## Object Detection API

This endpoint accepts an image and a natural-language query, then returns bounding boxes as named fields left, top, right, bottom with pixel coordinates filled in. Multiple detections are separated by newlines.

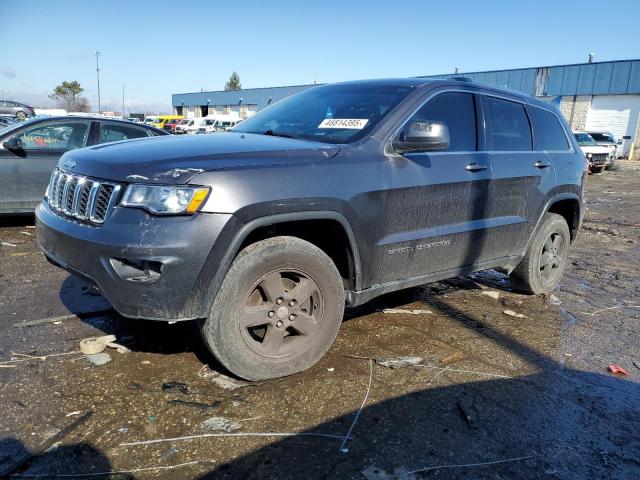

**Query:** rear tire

left=201, top=236, right=345, bottom=381
left=510, top=213, right=570, bottom=294
left=15, top=111, right=27, bottom=121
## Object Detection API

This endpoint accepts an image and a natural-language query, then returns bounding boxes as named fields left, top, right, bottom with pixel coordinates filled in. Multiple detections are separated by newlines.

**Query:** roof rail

left=449, top=76, right=473, bottom=82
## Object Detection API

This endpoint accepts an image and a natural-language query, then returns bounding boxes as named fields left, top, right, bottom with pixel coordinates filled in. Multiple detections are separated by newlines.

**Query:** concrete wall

left=558, top=95, right=592, bottom=130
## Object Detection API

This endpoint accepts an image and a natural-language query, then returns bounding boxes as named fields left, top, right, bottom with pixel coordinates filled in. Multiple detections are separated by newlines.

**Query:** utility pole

left=122, top=84, right=125, bottom=119
left=93, top=51, right=101, bottom=113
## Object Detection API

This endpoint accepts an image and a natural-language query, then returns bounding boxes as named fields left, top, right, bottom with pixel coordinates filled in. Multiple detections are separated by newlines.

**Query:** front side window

left=98, top=123, right=150, bottom=144
left=404, top=92, right=477, bottom=151
left=14, top=121, right=90, bottom=150
left=529, top=107, right=569, bottom=151
left=484, top=97, right=532, bottom=151
left=233, top=83, right=415, bottom=144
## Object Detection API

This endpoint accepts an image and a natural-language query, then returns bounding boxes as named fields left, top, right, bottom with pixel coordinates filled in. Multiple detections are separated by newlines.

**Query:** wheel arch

left=200, top=211, right=362, bottom=317
left=546, top=195, right=581, bottom=241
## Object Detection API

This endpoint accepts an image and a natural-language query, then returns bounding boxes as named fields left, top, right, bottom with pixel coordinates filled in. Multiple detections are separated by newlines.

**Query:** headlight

left=586, top=153, right=593, bottom=159
left=121, top=184, right=209, bottom=215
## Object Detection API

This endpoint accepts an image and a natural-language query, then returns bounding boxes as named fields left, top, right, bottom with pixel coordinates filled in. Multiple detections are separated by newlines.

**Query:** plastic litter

left=79, top=335, right=128, bottom=355
left=167, top=399, right=221, bottom=410
left=607, top=364, right=629, bottom=376
left=503, top=309, right=526, bottom=318
left=86, top=352, right=112, bottom=366
left=202, top=416, right=242, bottom=433
left=198, top=365, right=254, bottom=390
left=481, top=291, right=500, bottom=299
left=382, top=308, right=432, bottom=315
left=162, top=381, right=189, bottom=395
left=375, top=356, right=423, bottom=368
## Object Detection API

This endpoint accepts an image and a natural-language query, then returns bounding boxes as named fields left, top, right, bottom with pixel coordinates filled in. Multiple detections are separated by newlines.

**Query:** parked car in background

left=128, top=117, right=143, bottom=123
left=143, top=116, right=160, bottom=126
left=215, top=119, right=240, bottom=132
left=175, top=118, right=201, bottom=134
left=150, top=115, right=183, bottom=129
left=574, top=132, right=610, bottom=173
left=0, top=100, right=36, bottom=120
left=587, top=131, right=621, bottom=168
left=162, top=118, right=181, bottom=133
left=196, top=115, right=241, bottom=134
left=0, top=116, right=167, bottom=213
left=36, top=78, right=587, bottom=380
left=196, top=118, right=219, bottom=134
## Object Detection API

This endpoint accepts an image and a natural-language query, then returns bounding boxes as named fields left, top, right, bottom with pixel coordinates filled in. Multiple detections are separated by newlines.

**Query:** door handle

left=465, top=163, right=487, bottom=172
left=534, top=161, right=551, bottom=168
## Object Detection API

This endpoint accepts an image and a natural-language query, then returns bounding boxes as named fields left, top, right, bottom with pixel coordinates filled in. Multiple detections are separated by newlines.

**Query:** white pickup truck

left=196, top=115, right=241, bottom=134
left=574, top=132, right=611, bottom=173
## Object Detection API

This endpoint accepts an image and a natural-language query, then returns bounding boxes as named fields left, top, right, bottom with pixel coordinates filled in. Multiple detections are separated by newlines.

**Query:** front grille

left=47, top=170, right=121, bottom=225
left=590, top=153, right=609, bottom=164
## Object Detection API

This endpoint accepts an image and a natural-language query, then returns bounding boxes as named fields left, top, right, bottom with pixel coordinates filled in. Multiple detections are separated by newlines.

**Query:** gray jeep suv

left=36, top=78, right=587, bottom=380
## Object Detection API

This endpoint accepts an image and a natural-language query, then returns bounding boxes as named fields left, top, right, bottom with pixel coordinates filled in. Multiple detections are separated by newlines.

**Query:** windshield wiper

left=261, top=130, right=299, bottom=139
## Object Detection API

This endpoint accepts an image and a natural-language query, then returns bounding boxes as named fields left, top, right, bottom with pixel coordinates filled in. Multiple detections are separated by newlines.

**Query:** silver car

left=0, top=100, right=35, bottom=120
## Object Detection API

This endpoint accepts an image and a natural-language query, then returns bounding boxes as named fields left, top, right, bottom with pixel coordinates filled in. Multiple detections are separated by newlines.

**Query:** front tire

left=510, top=213, right=570, bottom=294
left=202, top=236, right=345, bottom=380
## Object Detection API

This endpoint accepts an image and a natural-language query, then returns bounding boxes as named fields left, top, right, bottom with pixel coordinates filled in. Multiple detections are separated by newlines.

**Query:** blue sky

left=1, top=0, right=639, bottom=113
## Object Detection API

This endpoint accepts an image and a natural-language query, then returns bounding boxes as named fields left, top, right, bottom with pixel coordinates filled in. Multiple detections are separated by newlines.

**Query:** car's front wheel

left=510, top=213, right=570, bottom=294
left=202, top=236, right=345, bottom=380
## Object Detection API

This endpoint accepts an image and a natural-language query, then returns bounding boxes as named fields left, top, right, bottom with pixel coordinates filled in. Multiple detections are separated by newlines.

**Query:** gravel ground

left=0, top=162, right=639, bottom=479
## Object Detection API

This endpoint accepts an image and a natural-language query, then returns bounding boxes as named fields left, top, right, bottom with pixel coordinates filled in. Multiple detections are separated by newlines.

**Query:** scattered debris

left=202, top=416, right=242, bottom=433
left=382, top=308, right=432, bottom=315
left=160, top=447, right=179, bottom=461
left=19, top=231, right=35, bottom=236
left=503, top=309, right=526, bottom=318
left=580, top=305, right=640, bottom=316
left=65, top=411, right=82, bottom=417
left=141, top=360, right=151, bottom=365
left=457, top=396, right=478, bottom=430
left=414, top=364, right=511, bottom=379
left=148, top=415, right=157, bottom=422
left=128, top=383, right=142, bottom=390
left=1, top=241, right=17, bottom=247
left=199, top=366, right=254, bottom=390
left=162, top=381, right=190, bottom=395
left=405, top=455, right=533, bottom=475
left=80, top=335, right=116, bottom=355
left=86, top=352, right=112, bottom=366
left=13, top=309, right=112, bottom=328
left=167, top=399, right=221, bottom=410
left=361, top=465, right=415, bottom=480
left=633, top=361, right=640, bottom=371
left=339, top=358, right=373, bottom=454
left=327, top=368, right=335, bottom=372
left=547, top=294, right=562, bottom=305
left=440, top=351, right=464, bottom=365
left=80, top=335, right=129, bottom=355
left=0, top=350, right=80, bottom=365
left=426, top=366, right=451, bottom=385
left=120, top=431, right=351, bottom=447
left=375, top=356, right=423, bottom=369
left=481, top=291, right=500, bottom=299
left=0, top=410, right=92, bottom=478
left=607, top=364, right=629, bottom=376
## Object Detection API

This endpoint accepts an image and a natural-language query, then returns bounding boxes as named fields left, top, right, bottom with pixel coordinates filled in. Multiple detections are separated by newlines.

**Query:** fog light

left=110, top=258, right=163, bottom=283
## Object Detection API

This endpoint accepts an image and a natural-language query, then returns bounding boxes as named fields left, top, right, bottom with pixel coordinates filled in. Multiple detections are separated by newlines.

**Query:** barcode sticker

left=318, top=118, right=369, bottom=129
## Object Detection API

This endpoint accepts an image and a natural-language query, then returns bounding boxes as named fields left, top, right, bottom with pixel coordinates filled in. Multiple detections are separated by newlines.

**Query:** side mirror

left=3, top=137, right=24, bottom=152
left=392, top=120, right=450, bottom=153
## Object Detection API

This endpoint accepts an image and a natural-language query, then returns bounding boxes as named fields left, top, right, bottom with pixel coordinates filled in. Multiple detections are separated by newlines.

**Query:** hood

left=578, top=145, right=610, bottom=154
left=57, top=133, right=340, bottom=184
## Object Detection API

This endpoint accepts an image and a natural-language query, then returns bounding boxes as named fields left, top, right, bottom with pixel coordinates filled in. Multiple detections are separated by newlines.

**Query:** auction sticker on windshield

left=318, top=118, right=369, bottom=129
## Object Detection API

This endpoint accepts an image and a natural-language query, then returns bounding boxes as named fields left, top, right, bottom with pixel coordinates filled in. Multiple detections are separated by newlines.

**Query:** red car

left=162, top=118, right=181, bottom=133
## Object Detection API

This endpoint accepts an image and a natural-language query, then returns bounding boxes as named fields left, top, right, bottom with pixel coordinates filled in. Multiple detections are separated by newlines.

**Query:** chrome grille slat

left=46, top=169, right=120, bottom=226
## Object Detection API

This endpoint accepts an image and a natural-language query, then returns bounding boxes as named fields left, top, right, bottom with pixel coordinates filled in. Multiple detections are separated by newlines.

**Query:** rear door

left=0, top=120, right=91, bottom=211
left=95, top=121, right=153, bottom=145
left=482, top=95, right=556, bottom=259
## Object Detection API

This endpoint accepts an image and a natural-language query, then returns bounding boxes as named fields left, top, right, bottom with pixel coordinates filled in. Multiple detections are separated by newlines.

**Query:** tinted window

left=98, top=123, right=150, bottom=144
left=529, top=107, right=569, bottom=151
left=14, top=121, right=90, bottom=150
left=589, top=132, right=614, bottom=142
left=484, top=97, right=532, bottom=151
left=406, top=92, right=477, bottom=151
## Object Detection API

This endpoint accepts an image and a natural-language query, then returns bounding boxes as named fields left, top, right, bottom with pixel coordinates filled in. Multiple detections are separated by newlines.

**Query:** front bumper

left=36, top=201, right=233, bottom=321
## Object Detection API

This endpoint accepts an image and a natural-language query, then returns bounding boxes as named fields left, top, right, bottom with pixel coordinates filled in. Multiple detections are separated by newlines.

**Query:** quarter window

left=483, top=97, right=532, bottom=151
left=407, top=92, right=477, bottom=151
left=98, top=123, right=151, bottom=144
left=529, top=107, right=569, bottom=151
left=14, top=121, right=91, bottom=150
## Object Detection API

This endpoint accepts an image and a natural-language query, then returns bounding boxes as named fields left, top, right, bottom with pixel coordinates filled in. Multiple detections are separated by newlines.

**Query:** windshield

left=204, top=119, right=217, bottom=126
left=574, top=133, right=597, bottom=146
left=233, top=83, right=415, bottom=144
left=0, top=117, right=39, bottom=136
left=589, top=132, right=614, bottom=143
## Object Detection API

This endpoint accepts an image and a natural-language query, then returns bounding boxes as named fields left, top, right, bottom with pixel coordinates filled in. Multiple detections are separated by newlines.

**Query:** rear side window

left=483, top=97, right=532, bottom=151
left=529, top=107, right=569, bottom=151
left=408, top=92, right=477, bottom=151
left=98, top=123, right=150, bottom=144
